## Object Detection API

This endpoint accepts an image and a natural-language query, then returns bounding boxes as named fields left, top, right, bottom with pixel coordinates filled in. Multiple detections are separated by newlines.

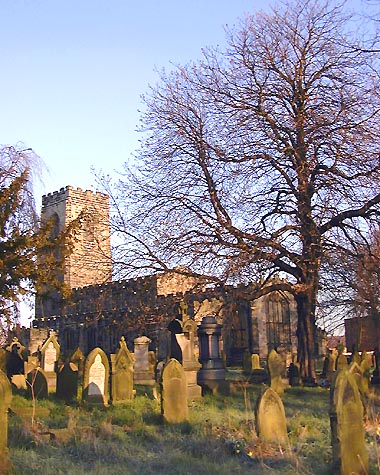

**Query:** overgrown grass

left=7, top=383, right=380, bottom=474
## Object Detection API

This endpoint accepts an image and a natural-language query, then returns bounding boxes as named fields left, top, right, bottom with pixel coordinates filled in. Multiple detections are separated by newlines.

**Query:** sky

left=1, top=0, right=368, bottom=207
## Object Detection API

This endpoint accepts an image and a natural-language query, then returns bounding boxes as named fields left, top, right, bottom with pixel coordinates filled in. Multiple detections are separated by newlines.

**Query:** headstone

left=251, top=354, right=261, bottom=370
left=133, top=336, right=155, bottom=385
left=351, top=351, right=361, bottom=366
left=82, top=348, right=110, bottom=407
left=27, top=367, right=48, bottom=399
left=243, top=349, right=252, bottom=375
left=40, top=332, right=60, bottom=393
left=327, top=351, right=337, bottom=382
left=5, top=337, right=26, bottom=387
left=256, top=387, right=289, bottom=447
left=176, top=322, right=202, bottom=399
left=197, top=316, right=227, bottom=394
left=161, top=358, right=188, bottom=424
left=331, top=369, right=368, bottom=475
left=268, top=349, right=285, bottom=395
left=250, top=353, right=268, bottom=384
left=70, top=347, right=85, bottom=378
left=349, top=362, right=364, bottom=396
left=111, top=337, right=134, bottom=403
left=56, top=362, right=78, bottom=402
left=168, top=318, right=183, bottom=363
left=360, top=354, right=371, bottom=395
left=0, top=369, right=12, bottom=474
left=288, top=362, right=300, bottom=387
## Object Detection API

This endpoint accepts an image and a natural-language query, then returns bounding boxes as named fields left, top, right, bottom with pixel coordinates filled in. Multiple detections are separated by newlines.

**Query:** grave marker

left=111, top=336, right=134, bottom=403
left=256, top=387, right=289, bottom=447
left=82, top=347, right=110, bottom=407
left=268, top=349, right=285, bottom=395
left=56, top=362, right=78, bottom=402
left=161, top=358, right=188, bottom=424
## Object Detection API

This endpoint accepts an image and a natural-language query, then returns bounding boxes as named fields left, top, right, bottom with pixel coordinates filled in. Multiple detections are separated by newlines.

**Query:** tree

left=108, top=0, right=380, bottom=382
left=0, top=145, right=77, bottom=335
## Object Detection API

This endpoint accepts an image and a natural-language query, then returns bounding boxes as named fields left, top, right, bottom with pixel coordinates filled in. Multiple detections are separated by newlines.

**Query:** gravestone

left=288, top=362, right=300, bottom=387
left=360, top=354, right=371, bottom=395
left=27, top=367, right=48, bottom=399
left=243, top=349, right=252, bottom=375
left=82, top=348, right=110, bottom=407
left=5, top=337, right=26, bottom=389
left=268, top=349, right=285, bottom=395
left=133, top=336, right=155, bottom=385
left=197, top=316, right=227, bottom=394
left=349, top=362, right=364, bottom=395
left=161, top=358, right=188, bottom=424
left=56, top=362, right=78, bottom=402
left=327, top=351, right=337, bottom=382
left=111, top=336, right=134, bottom=403
left=70, top=347, right=85, bottom=378
left=256, top=387, right=289, bottom=447
left=330, top=369, right=368, bottom=475
left=250, top=353, right=268, bottom=384
left=40, top=332, right=60, bottom=393
left=0, top=369, right=12, bottom=474
left=176, top=320, right=202, bottom=399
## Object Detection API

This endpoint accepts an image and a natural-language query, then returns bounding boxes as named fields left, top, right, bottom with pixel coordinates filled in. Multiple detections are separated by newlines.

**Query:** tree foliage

left=0, top=146, right=77, bottom=332
left=106, top=0, right=380, bottom=380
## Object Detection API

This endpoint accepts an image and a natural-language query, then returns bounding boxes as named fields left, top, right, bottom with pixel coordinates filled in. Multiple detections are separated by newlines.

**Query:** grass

left=6, top=383, right=380, bottom=475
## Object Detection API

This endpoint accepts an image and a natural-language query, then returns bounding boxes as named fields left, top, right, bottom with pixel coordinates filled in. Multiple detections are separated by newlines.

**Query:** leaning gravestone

left=82, top=348, right=110, bottom=407
left=27, top=367, right=48, bottom=399
left=256, top=387, right=289, bottom=447
left=0, top=369, right=12, bottom=474
left=161, top=358, right=188, bottom=424
left=268, top=349, right=285, bottom=395
left=111, top=337, right=134, bottom=403
left=56, top=362, right=78, bottom=402
left=331, top=369, right=368, bottom=475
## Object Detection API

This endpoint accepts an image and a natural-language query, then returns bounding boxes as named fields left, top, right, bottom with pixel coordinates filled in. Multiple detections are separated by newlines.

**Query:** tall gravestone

left=111, top=336, right=134, bottom=403
left=256, top=387, right=289, bottom=447
left=0, top=369, right=12, bottom=474
left=161, top=358, right=188, bottom=424
left=82, top=348, right=110, bottom=407
left=330, top=369, right=368, bottom=475
left=56, top=362, right=78, bottom=402
left=268, top=349, right=285, bottom=395
left=40, top=332, right=60, bottom=393
left=133, top=336, right=155, bottom=385
left=177, top=319, right=202, bottom=399
left=197, top=316, right=226, bottom=394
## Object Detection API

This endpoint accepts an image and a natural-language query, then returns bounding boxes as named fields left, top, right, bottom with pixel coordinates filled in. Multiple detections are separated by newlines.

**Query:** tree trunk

left=295, top=289, right=318, bottom=384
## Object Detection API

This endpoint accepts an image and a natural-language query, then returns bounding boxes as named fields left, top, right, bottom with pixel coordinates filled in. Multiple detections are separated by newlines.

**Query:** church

left=30, top=186, right=325, bottom=366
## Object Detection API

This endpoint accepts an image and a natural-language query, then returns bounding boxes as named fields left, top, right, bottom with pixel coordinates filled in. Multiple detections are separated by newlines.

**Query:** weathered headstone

left=56, top=362, right=78, bottom=402
left=349, top=361, right=364, bottom=396
left=82, top=348, right=110, bottom=407
left=70, top=347, right=85, bottom=377
left=111, top=336, right=134, bottom=403
left=288, top=362, right=300, bottom=387
left=360, top=354, right=371, bottom=395
left=161, top=358, right=188, bottom=424
left=176, top=321, right=202, bottom=399
left=27, top=367, right=48, bottom=399
left=249, top=353, right=268, bottom=384
left=133, top=336, right=155, bottom=385
left=0, top=369, right=12, bottom=474
left=40, top=332, right=60, bottom=393
left=256, top=387, right=289, bottom=447
left=268, top=349, right=285, bottom=395
left=330, top=369, right=368, bottom=475
left=327, top=350, right=337, bottom=382
left=251, top=353, right=261, bottom=371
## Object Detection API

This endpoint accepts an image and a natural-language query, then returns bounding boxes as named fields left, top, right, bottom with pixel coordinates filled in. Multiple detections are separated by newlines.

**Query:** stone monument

left=133, top=336, right=155, bottom=385
left=82, top=347, right=110, bottom=407
left=267, top=348, right=285, bottom=395
left=256, top=387, right=289, bottom=447
left=161, top=358, right=188, bottom=424
left=111, top=336, right=134, bottom=403
left=40, top=331, right=60, bottom=393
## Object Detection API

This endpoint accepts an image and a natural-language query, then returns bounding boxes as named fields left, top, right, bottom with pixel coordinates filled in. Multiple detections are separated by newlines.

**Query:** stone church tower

left=36, top=186, right=112, bottom=318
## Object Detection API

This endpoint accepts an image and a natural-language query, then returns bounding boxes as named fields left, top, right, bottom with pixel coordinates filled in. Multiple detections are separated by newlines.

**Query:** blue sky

left=1, top=0, right=367, bottom=207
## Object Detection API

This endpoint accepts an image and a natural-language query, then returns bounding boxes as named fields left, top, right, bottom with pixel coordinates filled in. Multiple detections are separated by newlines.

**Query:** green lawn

left=6, top=384, right=380, bottom=475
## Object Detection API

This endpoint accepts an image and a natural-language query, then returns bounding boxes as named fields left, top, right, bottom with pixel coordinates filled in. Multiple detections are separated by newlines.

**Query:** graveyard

left=1, top=328, right=380, bottom=474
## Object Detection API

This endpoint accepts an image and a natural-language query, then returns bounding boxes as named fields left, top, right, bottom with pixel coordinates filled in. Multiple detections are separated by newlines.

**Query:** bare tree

left=108, top=0, right=380, bottom=382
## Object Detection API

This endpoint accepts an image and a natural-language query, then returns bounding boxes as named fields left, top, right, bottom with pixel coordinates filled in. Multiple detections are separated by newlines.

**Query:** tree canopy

left=105, top=0, right=380, bottom=381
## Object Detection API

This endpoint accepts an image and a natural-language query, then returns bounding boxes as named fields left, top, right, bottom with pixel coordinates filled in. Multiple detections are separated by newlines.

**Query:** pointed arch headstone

left=82, top=347, right=110, bottom=407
